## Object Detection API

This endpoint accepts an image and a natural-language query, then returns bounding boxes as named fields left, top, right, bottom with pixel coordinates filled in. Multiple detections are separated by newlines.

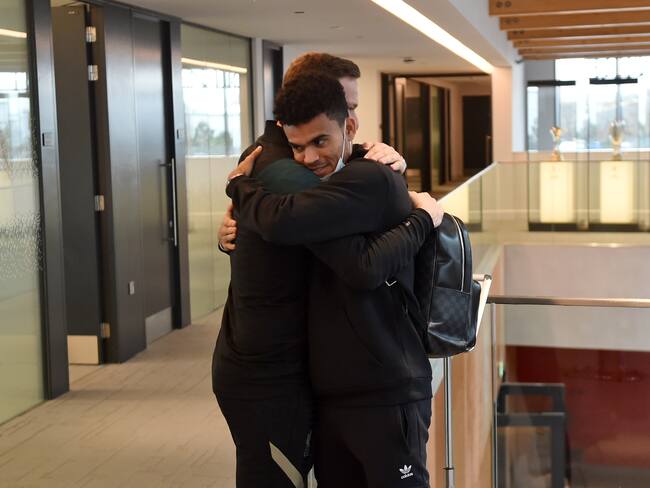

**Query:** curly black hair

left=273, top=72, right=348, bottom=127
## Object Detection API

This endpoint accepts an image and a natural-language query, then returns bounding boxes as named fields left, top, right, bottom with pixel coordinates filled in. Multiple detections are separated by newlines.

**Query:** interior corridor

left=0, top=310, right=235, bottom=488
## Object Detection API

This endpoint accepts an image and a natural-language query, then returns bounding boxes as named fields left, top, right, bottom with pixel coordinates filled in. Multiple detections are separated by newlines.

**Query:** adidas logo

left=399, top=465, right=414, bottom=480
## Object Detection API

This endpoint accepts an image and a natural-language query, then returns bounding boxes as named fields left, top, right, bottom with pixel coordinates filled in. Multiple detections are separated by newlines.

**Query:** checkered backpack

left=412, top=213, right=481, bottom=358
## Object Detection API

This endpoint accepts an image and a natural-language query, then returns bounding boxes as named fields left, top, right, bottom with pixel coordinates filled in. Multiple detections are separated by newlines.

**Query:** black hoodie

left=226, top=124, right=433, bottom=406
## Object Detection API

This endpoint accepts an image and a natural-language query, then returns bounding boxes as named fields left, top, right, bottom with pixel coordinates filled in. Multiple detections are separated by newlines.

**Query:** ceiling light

left=181, top=57, right=248, bottom=74
left=370, top=0, right=495, bottom=74
left=0, top=28, right=27, bottom=39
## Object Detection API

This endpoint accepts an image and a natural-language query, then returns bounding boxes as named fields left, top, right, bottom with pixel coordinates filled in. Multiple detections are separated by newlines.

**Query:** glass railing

left=489, top=298, right=650, bottom=488
left=441, top=159, right=650, bottom=227
left=440, top=160, right=650, bottom=275
left=430, top=160, right=650, bottom=487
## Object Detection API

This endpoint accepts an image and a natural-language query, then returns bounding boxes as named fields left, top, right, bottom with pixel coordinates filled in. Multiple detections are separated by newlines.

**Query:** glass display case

left=588, top=76, right=641, bottom=230
left=527, top=81, right=586, bottom=230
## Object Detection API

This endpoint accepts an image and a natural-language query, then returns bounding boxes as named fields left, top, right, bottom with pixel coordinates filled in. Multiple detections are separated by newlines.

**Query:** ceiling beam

left=514, top=35, right=650, bottom=48
left=523, top=50, right=650, bottom=60
left=508, top=25, right=650, bottom=40
left=500, top=10, right=650, bottom=31
left=519, top=43, right=650, bottom=55
left=490, top=0, right=650, bottom=16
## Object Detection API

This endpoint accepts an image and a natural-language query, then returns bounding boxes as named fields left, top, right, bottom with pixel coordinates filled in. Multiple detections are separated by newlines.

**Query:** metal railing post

left=444, top=356, right=455, bottom=488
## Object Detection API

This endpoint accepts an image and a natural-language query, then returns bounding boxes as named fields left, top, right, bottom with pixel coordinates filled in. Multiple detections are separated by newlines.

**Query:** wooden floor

left=0, top=309, right=236, bottom=488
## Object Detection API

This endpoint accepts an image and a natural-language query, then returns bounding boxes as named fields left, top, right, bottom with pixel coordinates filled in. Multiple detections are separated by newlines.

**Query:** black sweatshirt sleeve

left=226, top=161, right=390, bottom=245
left=306, top=209, right=433, bottom=290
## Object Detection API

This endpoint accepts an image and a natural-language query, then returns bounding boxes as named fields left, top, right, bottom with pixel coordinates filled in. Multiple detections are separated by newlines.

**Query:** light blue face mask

left=321, top=129, right=347, bottom=181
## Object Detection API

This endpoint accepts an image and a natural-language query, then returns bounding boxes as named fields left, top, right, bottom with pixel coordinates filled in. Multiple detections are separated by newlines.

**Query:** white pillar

left=491, top=67, right=513, bottom=162
left=251, top=38, right=265, bottom=137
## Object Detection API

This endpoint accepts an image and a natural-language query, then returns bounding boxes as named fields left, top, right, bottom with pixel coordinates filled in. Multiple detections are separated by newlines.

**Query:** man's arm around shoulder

left=226, top=159, right=392, bottom=245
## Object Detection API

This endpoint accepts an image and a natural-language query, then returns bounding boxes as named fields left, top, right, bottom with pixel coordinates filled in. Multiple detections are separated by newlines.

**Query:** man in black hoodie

left=214, top=54, right=441, bottom=488
left=227, top=73, right=440, bottom=488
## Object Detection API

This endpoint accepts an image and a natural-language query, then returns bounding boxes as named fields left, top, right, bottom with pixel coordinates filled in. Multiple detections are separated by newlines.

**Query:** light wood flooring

left=0, top=309, right=236, bottom=488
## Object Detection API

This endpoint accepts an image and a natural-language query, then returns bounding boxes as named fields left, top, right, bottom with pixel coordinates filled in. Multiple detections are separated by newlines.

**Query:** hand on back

left=219, top=204, right=237, bottom=252
left=409, top=191, right=444, bottom=228
left=362, top=142, right=407, bottom=174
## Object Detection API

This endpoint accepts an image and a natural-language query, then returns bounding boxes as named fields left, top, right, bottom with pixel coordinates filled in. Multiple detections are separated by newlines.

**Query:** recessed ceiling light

left=0, top=28, right=27, bottom=39
left=370, top=0, right=495, bottom=74
left=181, top=57, right=248, bottom=74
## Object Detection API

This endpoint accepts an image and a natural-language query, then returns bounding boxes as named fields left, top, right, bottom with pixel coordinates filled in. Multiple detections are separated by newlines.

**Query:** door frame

left=91, top=3, right=190, bottom=362
left=30, top=0, right=255, bottom=397
left=29, top=0, right=70, bottom=398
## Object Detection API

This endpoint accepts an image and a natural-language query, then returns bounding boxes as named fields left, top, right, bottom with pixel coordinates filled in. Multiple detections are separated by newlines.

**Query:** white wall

left=282, top=45, right=305, bottom=74
left=511, top=62, right=526, bottom=153
left=503, top=245, right=650, bottom=352
left=491, top=67, right=513, bottom=162
left=351, top=59, right=383, bottom=144
left=446, top=0, right=518, bottom=66
left=251, top=38, right=265, bottom=137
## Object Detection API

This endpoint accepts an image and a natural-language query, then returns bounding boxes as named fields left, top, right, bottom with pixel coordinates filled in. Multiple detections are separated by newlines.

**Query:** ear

left=345, top=116, right=358, bottom=140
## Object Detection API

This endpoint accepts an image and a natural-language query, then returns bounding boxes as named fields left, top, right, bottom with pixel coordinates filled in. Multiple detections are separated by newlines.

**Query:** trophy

left=609, top=120, right=625, bottom=161
left=550, top=126, right=563, bottom=161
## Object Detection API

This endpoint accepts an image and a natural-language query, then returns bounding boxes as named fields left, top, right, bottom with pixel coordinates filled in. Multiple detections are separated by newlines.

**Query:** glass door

left=0, top=0, right=45, bottom=423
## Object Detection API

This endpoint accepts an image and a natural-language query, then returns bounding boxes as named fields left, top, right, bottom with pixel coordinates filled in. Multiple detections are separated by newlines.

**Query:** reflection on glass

left=181, top=25, right=252, bottom=320
left=500, top=304, right=650, bottom=487
left=0, top=0, right=44, bottom=423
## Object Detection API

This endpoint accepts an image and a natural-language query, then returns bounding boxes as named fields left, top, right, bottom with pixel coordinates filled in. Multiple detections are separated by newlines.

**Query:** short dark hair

left=283, top=52, right=361, bottom=84
left=274, top=72, right=348, bottom=127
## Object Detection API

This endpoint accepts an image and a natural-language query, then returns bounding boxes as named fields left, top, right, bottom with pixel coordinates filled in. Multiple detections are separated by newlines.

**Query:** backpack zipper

left=451, top=216, right=465, bottom=292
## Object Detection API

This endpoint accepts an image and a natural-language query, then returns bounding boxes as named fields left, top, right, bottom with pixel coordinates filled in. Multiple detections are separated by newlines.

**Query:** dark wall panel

left=168, top=21, right=191, bottom=328
left=93, top=4, right=146, bottom=362
left=132, top=16, right=172, bottom=319
left=404, top=80, right=431, bottom=192
left=51, top=5, right=103, bottom=338
left=462, top=95, right=492, bottom=173
left=30, top=0, right=69, bottom=397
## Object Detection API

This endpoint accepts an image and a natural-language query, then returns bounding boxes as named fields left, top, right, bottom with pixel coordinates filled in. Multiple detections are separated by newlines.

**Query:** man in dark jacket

left=214, top=121, right=439, bottom=488
left=213, top=54, right=441, bottom=488
left=226, top=73, right=441, bottom=488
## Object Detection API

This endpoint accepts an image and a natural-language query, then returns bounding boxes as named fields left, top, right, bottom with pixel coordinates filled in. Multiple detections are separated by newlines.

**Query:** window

left=555, top=57, right=650, bottom=150
left=0, top=0, right=45, bottom=423
left=181, top=25, right=252, bottom=320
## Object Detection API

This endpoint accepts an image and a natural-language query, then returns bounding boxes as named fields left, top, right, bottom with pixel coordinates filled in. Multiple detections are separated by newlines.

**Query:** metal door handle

left=170, top=158, right=179, bottom=248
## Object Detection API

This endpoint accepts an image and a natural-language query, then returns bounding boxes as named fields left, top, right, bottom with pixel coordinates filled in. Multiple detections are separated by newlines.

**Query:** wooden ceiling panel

left=514, top=35, right=650, bottom=48
left=523, top=50, right=650, bottom=60
left=519, top=43, right=650, bottom=55
left=490, top=0, right=650, bottom=60
left=490, top=0, right=650, bottom=16
left=500, top=10, right=650, bottom=31
left=508, top=25, right=650, bottom=40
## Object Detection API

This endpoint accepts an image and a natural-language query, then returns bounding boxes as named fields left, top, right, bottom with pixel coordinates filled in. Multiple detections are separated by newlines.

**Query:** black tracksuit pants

left=314, top=398, right=432, bottom=488
left=216, top=388, right=314, bottom=488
